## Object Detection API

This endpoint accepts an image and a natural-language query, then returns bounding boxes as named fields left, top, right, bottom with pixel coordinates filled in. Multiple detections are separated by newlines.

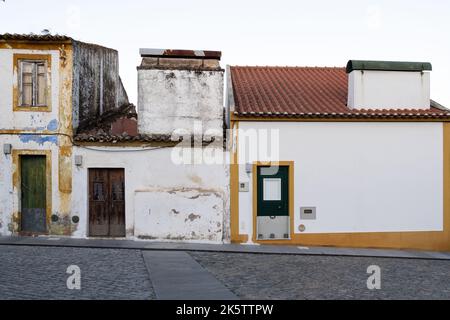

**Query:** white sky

left=1, top=0, right=449, bottom=106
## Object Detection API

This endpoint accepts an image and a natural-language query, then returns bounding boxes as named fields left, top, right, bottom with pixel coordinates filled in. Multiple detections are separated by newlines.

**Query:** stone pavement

left=0, top=236, right=449, bottom=260
left=0, top=245, right=154, bottom=300
left=142, top=251, right=237, bottom=300
left=1, top=242, right=450, bottom=300
left=0, top=245, right=237, bottom=300
left=190, top=251, right=450, bottom=300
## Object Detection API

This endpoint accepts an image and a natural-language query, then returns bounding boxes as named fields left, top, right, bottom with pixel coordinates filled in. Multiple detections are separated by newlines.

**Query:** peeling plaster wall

left=138, top=69, right=224, bottom=136
left=72, top=146, right=230, bottom=243
left=0, top=46, right=76, bottom=236
left=0, top=49, right=60, bottom=130
left=0, top=136, right=70, bottom=235
left=0, top=150, right=12, bottom=234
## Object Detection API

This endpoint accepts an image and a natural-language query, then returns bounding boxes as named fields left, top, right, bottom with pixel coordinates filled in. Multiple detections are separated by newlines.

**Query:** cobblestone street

left=190, top=252, right=450, bottom=300
left=0, top=246, right=154, bottom=300
left=1, top=245, right=450, bottom=300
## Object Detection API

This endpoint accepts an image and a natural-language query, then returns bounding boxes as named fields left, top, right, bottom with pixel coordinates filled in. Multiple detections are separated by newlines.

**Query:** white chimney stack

left=347, top=60, right=432, bottom=110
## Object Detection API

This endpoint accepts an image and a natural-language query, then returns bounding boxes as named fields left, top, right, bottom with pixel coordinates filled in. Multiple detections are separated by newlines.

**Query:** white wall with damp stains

left=138, top=69, right=224, bottom=137
left=0, top=47, right=66, bottom=236
left=71, top=146, right=230, bottom=243
left=0, top=48, right=61, bottom=131
left=0, top=136, right=62, bottom=235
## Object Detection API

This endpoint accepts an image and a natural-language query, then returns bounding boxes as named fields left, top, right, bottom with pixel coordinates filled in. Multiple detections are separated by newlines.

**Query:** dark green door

left=257, top=166, right=289, bottom=217
left=21, top=155, right=47, bottom=234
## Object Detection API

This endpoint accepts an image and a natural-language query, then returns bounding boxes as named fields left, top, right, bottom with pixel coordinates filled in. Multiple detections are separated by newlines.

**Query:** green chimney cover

left=346, top=60, right=432, bottom=73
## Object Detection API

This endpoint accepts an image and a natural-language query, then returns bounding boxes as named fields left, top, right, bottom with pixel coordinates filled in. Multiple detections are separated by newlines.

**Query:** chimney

left=346, top=60, right=432, bottom=110
left=137, top=49, right=224, bottom=138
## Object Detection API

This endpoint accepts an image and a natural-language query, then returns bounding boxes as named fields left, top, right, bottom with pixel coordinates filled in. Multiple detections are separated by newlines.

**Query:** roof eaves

left=0, top=33, right=73, bottom=43
left=233, top=110, right=450, bottom=120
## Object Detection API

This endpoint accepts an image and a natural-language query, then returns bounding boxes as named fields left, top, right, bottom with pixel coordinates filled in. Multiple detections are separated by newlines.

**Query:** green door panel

left=21, top=155, right=47, bottom=233
left=257, top=166, right=289, bottom=217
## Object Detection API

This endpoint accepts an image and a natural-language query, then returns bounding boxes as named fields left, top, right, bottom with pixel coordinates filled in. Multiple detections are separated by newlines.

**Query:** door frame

left=252, top=161, right=294, bottom=243
left=12, top=149, right=52, bottom=236
left=87, top=167, right=126, bottom=238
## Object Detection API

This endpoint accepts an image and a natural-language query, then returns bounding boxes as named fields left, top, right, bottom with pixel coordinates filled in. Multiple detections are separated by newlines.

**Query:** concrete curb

left=0, top=237, right=450, bottom=261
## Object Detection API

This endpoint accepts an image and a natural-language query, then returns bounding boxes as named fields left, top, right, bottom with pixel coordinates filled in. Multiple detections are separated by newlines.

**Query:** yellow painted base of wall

left=233, top=231, right=450, bottom=252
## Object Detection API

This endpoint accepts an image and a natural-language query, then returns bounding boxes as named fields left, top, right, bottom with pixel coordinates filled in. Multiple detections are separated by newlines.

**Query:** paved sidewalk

left=143, top=251, right=237, bottom=300
left=0, top=236, right=449, bottom=260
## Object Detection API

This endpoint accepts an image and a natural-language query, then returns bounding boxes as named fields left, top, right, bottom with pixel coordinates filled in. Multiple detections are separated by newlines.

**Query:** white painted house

left=0, top=35, right=229, bottom=243
left=1, top=33, right=449, bottom=251
left=72, top=49, right=229, bottom=242
left=0, top=34, right=125, bottom=237
left=228, top=61, right=450, bottom=251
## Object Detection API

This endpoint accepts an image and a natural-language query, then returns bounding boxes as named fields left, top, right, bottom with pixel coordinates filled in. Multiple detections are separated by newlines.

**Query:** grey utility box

left=239, top=182, right=249, bottom=192
left=300, top=207, right=317, bottom=220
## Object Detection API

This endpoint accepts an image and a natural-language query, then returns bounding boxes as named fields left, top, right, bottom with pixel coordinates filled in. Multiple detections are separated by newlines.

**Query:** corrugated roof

left=230, top=66, right=450, bottom=119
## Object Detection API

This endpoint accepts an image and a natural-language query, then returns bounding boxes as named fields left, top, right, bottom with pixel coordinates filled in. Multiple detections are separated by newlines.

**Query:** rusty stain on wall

left=57, top=43, right=74, bottom=236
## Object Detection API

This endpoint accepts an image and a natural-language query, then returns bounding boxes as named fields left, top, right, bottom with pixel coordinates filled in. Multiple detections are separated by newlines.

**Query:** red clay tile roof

left=230, top=66, right=450, bottom=119
left=0, top=33, right=72, bottom=42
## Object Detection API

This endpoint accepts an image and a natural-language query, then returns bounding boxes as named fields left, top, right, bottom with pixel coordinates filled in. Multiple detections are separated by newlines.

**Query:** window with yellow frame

left=13, top=54, right=52, bottom=112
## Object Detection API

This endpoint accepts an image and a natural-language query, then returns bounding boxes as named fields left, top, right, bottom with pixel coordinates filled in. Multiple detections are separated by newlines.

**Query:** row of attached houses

left=1, top=34, right=449, bottom=251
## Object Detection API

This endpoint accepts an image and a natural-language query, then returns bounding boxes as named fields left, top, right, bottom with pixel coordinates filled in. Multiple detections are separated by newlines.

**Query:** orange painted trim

left=229, top=121, right=250, bottom=243
left=252, top=161, right=295, bottom=243
left=0, top=130, right=60, bottom=135
left=0, top=42, right=72, bottom=50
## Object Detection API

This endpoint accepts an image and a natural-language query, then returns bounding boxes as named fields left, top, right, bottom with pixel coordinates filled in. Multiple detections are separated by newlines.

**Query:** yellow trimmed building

left=227, top=61, right=450, bottom=251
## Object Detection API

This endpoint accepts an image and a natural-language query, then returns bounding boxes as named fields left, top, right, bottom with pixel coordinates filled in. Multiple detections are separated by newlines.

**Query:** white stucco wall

left=138, top=69, right=224, bottom=136
left=0, top=136, right=61, bottom=235
left=72, top=146, right=230, bottom=243
left=237, top=122, right=443, bottom=237
left=348, top=70, right=431, bottom=110
left=0, top=48, right=62, bottom=235
left=0, top=49, right=61, bottom=131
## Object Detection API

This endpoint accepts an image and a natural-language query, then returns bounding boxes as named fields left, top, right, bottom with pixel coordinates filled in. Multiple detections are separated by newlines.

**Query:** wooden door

left=21, top=155, right=47, bottom=234
left=89, top=169, right=125, bottom=237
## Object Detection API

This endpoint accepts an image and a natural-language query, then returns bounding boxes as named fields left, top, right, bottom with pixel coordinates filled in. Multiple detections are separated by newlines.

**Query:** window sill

left=14, top=106, right=52, bottom=112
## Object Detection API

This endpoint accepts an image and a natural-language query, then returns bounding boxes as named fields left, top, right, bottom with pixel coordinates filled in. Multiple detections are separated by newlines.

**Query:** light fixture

left=74, top=155, right=83, bottom=166
left=3, top=144, right=12, bottom=155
